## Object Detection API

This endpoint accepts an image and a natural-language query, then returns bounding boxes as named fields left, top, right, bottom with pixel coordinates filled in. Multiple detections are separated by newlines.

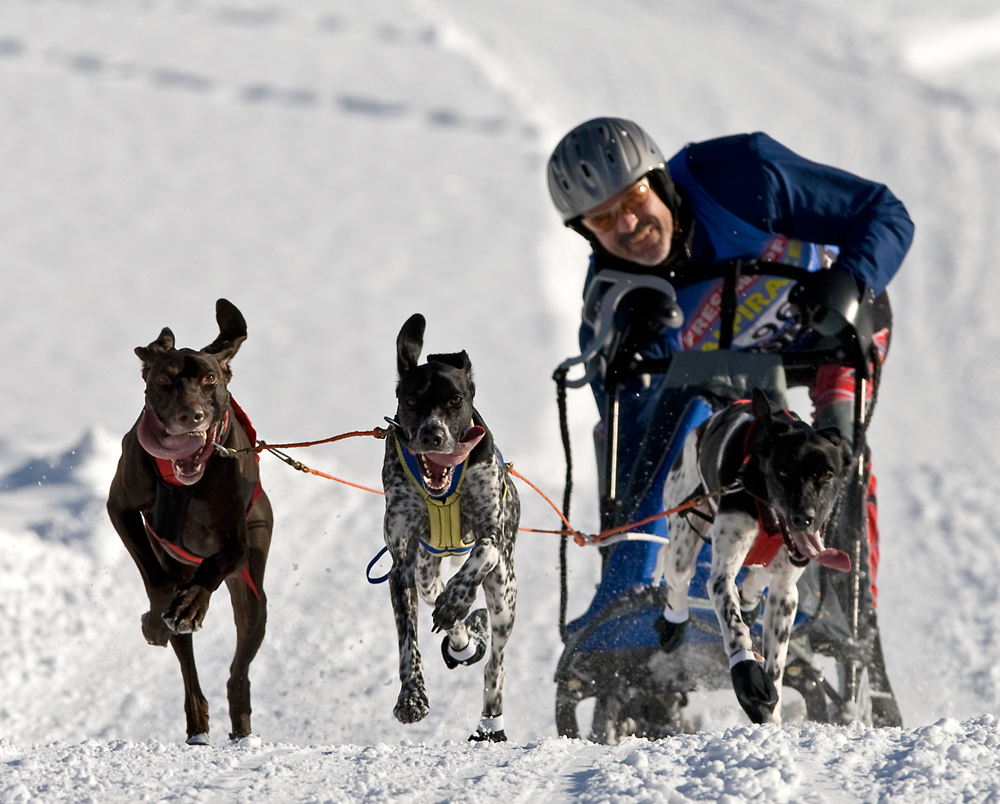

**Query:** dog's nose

left=416, top=424, right=445, bottom=450
left=791, top=512, right=815, bottom=530
left=177, top=407, right=205, bottom=428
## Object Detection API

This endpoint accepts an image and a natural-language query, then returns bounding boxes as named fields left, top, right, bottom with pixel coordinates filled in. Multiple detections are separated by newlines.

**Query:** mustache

left=616, top=216, right=663, bottom=249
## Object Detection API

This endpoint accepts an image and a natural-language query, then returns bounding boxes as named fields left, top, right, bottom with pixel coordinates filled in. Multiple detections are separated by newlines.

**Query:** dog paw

left=730, top=659, right=778, bottom=724
left=162, top=585, right=211, bottom=634
left=431, top=590, right=474, bottom=634
left=441, top=609, right=489, bottom=669
left=394, top=688, right=429, bottom=724
left=653, top=615, right=687, bottom=653
left=141, top=610, right=171, bottom=646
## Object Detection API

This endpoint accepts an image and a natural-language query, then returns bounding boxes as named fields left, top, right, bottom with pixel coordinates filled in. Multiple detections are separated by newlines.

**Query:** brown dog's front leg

left=163, top=585, right=213, bottom=634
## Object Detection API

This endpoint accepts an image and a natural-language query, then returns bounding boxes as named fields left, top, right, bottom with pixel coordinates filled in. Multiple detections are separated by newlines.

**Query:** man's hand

left=789, top=266, right=864, bottom=338
left=613, top=287, right=683, bottom=350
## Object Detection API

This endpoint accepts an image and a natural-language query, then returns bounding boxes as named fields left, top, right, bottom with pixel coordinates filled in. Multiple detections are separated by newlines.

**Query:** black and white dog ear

left=751, top=387, right=774, bottom=424
left=818, top=427, right=854, bottom=469
left=426, top=350, right=471, bottom=376
left=135, top=327, right=175, bottom=380
left=203, top=298, right=248, bottom=375
left=397, top=313, right=426, bottom=375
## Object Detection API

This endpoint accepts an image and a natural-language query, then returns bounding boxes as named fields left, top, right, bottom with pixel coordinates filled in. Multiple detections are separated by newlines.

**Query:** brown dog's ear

left=397, top=313, right=425, bottom=375
left=204, top=298, right=248, bottom=375
left=135, top=327, right=175, bottom=380
left=426, top=350, right=471, bottom=376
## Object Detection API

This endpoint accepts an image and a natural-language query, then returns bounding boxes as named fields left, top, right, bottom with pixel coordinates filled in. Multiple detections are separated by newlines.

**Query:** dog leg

left=738, top=566, right=769, bottom=626
left=107, top=505, right=176, bottom=646
left=759, top=550, right=805, bottom=726
left=471, top=556, right=516, bottom=742
left=224, top=521, right=269, bottom=741
left=431, top=542, right=499, bottom=634
left=387, top=558, right=429, bottom=724
left=169, top=633, right=210, bottom=743
left=415, top=550, right=445, bottom=607
left=658, top=431, right=710, bottom=650
left=709, top=511, right=759, bottom=659
left=710, top=511, right=779, bottom=724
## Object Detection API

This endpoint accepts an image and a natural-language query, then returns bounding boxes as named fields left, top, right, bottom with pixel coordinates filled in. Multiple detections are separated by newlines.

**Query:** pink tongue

left=423, top=426, right=486, bottom=468
left=790, top=530, right=852, bottom=573
left=814, top=549, right=852, bottom=572
left=136, top=407, right=206, bottom=460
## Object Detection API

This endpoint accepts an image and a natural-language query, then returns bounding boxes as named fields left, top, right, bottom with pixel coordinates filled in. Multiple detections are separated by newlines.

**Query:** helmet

left=548, top=118, right=666, bottom=222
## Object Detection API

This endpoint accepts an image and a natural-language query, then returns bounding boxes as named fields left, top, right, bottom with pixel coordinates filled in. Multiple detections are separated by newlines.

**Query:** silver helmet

left=547, top=117, right=666, bottom=222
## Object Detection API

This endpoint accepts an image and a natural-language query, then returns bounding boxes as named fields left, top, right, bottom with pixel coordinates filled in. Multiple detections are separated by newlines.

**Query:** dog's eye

left=155, top=374, right=171, bottom=386
left=819, top=471, right=834, bottom=483
left=778, top=470, right=789, bottom=479
left=202, top=373, right=217, bottom=386
left=405, top=397, right=417, bottom=408
left=448, top=395, right=463, bottom=408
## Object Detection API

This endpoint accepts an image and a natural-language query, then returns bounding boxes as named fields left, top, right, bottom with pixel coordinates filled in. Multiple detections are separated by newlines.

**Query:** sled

left=552, top=261, right=902, bottom=742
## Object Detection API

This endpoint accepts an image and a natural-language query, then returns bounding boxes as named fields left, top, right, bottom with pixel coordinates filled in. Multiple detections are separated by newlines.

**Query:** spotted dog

left=107, top=299, right=272, bottom=745
left=656, top=388, right=852, bottom=724
left=382, top=313, right=519, bottom=742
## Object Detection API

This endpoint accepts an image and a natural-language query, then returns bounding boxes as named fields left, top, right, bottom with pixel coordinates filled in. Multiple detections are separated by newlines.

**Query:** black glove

left=612, top=288, right=683, bottom=351
left=789, top=265, right=865, bottom=338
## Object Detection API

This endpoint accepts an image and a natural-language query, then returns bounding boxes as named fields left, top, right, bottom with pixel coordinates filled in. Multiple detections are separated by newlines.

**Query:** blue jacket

left=581, top=132, right=914, bottom=370
left=673, top=132, right=913, bottom=295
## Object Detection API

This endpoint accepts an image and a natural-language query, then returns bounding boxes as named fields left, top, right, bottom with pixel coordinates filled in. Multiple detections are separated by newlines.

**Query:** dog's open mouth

left=137, top=407, right=221, bottom=486
left=416, top=454, right=455, bottom=494
left=781, top=523, right=851, bottom=573
left=410, top=426, right=486, bottom=495
left=168, top=422, right=221, bottom=485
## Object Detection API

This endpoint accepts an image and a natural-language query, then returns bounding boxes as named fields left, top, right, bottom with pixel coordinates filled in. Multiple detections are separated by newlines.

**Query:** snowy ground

left=3, top=0, right=1000, bottom=801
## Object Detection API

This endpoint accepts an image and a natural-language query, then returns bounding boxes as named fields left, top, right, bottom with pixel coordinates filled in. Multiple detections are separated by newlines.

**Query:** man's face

left=580, top=176, right=674, bottom=267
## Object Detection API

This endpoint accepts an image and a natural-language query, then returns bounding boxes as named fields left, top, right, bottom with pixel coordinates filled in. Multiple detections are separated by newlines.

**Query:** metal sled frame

left=553, top=261, right=902, bottom=742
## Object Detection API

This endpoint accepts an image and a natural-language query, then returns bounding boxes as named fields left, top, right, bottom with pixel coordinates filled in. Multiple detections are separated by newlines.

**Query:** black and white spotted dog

left=382, top=313, right=519, bottom=742
left=656, top=388, right=853, bottom=724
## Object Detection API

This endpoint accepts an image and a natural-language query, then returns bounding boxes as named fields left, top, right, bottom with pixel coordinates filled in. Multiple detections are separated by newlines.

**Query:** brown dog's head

left=134, top=299, right=247, bottom=484
left=751, top=387, right=853, bottom=571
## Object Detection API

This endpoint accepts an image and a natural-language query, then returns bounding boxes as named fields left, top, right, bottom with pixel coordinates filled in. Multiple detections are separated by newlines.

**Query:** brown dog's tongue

left=423, top=426, right=486, bottom=468
left=136, top=407, right=207, bottom=460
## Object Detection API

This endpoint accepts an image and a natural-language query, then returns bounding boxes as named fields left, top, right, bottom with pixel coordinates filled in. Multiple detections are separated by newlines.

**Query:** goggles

left=581, top=177, right=652, bottom=233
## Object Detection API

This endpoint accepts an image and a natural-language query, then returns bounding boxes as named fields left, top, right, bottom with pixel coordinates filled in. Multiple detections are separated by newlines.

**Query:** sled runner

left=552, top=262, right=902, bottom=742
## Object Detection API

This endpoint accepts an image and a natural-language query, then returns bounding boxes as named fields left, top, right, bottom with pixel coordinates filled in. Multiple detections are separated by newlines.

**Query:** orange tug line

left=246, top=426, right=726, bottom=546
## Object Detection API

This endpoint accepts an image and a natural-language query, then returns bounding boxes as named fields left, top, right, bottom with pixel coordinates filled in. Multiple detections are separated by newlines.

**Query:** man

left=547, top=118, right=913, bottom=727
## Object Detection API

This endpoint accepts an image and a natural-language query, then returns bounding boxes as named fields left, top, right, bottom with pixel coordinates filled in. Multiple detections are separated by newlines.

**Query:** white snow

left=3, top=0, right=1000, bottom=801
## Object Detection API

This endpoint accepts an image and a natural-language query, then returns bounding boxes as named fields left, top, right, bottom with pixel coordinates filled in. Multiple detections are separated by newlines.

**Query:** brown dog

left=107, top=299, right=272, bottom=745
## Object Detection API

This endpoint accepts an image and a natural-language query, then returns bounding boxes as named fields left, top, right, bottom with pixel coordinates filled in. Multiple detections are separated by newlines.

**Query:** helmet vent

left=580, top=163, right=592, bottom=179
left=606, top=151, right=615, bottom=163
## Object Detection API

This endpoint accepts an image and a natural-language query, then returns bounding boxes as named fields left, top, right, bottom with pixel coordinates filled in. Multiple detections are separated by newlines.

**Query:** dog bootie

left=469, top=715, right=507, bottom=742
left=442, top=608, right=489, bottom=670
left=653, top=603, right=689, bottom=653
left=730, top=658, right=778, bottom=724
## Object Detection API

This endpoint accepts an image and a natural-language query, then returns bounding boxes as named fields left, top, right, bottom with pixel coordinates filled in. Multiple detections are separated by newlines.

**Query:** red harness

left=143, top=397, right=262, bottom=598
